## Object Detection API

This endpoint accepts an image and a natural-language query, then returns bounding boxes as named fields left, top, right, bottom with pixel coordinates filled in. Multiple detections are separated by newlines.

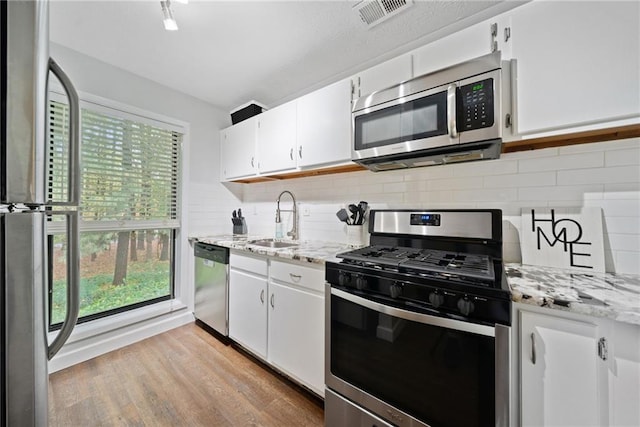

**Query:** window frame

left=46, top=87, right=191, bottom=335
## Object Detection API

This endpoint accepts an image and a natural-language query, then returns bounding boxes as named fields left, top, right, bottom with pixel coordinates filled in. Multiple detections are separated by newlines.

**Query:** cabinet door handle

left=289, top=148, right=293, bottom=160
left=289, top=273, right=302, bottom=282
left=270, top=293, right=275, bottom=308
left=530, top=332, right=536, bottom=365
left=598, top=337, right=608, bottom=361
left=260, top=289, right=265, bottom=304
left=251, top=157, right=255, bottom=168
left=298, top=146, right=302, bottom=159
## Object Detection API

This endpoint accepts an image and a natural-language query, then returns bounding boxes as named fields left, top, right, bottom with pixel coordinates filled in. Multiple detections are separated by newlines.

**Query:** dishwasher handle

left=194, top=242, right=229, bottom=264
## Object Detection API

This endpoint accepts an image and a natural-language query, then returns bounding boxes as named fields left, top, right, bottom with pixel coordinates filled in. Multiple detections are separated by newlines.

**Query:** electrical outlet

left=303, top=206, right=311, bottom=216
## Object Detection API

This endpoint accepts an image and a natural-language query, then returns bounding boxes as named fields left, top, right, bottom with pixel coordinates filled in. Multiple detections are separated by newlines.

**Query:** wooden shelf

left=502, top=124, right=640, bottom=153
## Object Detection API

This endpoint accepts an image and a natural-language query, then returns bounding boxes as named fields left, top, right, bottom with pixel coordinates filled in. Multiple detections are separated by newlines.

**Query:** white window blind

left=48, top=100, right=182, bottom=228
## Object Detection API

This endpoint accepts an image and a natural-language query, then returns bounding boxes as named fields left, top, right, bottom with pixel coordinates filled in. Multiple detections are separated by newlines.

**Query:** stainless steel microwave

left=352, top=52, right=513, bottom=171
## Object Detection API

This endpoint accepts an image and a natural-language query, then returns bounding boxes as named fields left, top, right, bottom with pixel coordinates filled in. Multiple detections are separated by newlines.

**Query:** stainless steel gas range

left=325, top=209, right=511, bottom=427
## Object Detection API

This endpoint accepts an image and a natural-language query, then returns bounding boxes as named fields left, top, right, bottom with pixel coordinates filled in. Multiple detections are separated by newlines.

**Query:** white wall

left=48, top=44, right=241, bottom=371
left=233, top=138, right=640, bottom=275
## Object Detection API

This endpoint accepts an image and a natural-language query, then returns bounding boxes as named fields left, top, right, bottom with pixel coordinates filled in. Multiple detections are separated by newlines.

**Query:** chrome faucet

left=276, top=190, right=298, bottom=240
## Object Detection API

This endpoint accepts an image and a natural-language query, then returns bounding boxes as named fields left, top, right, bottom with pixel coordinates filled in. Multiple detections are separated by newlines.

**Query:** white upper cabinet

left=297, top=78, right=352, bottom=168
left=352, top=53, right=413, bottom=100
left=219, top=117, right=257, bottom=181
left=510, top=0, right=640, bottom=136
left=413, top=20, right=497, bottom=78
left=257, top=100, right=297, bottom=174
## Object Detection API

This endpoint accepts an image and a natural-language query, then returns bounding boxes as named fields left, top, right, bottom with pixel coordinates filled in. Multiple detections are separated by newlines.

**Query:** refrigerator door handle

left=48, top=58, right=80, bottom=206
left=48, top=210, right=80, bottom=359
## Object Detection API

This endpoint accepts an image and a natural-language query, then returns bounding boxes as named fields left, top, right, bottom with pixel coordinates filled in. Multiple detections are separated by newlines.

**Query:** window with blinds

left=48, top=100, right=181, bottom=226
left=47, top=96, right=182, bottom=327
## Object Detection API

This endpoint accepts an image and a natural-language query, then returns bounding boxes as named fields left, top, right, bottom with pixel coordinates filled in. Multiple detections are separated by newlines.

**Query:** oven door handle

left=331, top=287, right=495, bottom=337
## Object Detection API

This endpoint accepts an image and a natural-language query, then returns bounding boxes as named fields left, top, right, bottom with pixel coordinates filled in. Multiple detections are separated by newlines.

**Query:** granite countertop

left=506, top=263, right=640, bottom=326
left=190, top=234, right=355, bottom=265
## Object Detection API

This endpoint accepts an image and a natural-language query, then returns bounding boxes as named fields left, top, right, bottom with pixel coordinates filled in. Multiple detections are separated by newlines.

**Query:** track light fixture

left=160, top=0, right=178, bottom=31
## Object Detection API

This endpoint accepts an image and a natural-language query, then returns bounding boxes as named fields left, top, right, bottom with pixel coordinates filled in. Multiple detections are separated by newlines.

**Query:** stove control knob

left=457, top=297, right=475, bottom=316
left=338, top=272, right=351, bottom=286
left=390, top=282, right=403, bottom=299
left=355, top=275, right=367, bottom=291
left=428, top=292, right=445, bottom=308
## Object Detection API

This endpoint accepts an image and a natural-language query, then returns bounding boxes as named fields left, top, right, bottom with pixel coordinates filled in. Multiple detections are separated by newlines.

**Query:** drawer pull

left=289, top=273, right=302, bottom=282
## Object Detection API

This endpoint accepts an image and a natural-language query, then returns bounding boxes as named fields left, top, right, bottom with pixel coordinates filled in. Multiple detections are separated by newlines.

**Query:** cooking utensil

left=357, top=201, right=368, bottom=225
left=232, top=210, right=237, bottom=219
left=336, top=208, right=351, bottom=225
left=238, top=208, right=243, bottom=219
left=348, top=204, right=360, bottom=225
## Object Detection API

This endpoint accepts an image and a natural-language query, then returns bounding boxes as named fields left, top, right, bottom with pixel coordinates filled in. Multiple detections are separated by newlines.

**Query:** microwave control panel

left=457, top=78, right=494, bottom=131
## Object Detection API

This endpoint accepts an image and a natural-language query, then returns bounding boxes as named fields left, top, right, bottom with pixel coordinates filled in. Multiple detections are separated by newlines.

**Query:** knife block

left=233, top=219, right=247, bottom=235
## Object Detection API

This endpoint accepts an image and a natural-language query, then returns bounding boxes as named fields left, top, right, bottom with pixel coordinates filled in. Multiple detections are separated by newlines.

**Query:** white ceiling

left=49, top=0, right=519, bottom=112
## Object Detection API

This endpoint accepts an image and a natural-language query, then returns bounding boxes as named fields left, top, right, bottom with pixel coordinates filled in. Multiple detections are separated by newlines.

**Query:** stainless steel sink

left=248, top=239, right=299, bottom=249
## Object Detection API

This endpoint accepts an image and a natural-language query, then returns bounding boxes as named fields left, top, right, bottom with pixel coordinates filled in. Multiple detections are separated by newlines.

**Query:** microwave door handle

left=447, top=85, right=458, bottom=140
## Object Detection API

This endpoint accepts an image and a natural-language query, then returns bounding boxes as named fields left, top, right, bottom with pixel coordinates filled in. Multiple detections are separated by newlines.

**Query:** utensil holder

left=347, top=225, right=365, bottom=246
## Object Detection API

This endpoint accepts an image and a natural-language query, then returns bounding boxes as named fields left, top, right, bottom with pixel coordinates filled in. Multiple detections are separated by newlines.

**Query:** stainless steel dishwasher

left=194, top=242, right=229, bottom=337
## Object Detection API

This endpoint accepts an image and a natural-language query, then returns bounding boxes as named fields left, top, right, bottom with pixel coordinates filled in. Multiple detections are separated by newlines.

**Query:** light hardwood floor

left=49, top=323, right=324, bottom=426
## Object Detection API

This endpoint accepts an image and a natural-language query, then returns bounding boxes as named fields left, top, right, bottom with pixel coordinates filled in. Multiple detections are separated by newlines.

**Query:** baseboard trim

left=48, top=310, right=194, bottom=373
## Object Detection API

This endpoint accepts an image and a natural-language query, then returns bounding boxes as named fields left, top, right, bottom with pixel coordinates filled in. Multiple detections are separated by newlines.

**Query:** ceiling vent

left=353, top=0, right=414, bottom=28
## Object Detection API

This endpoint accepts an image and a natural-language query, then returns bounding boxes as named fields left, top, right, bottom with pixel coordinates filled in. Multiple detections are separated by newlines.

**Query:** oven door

left=325, top=286, right=510, bottom=427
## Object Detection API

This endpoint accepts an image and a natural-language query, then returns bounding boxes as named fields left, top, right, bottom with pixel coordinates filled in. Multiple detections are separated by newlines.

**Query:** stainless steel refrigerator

left=1, top=1, right=81, bottom=425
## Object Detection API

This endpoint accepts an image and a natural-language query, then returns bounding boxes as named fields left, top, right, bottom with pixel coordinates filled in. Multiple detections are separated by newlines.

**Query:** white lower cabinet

left=268, top=282, right=324, bottom=395
left=228, top=253, right=325, bottom=396
left=520, top=309, right=605, bottom=426
left=608, top=321, right=640, bottom=426
left=228, top=254, right=268, bottom=359
left=518, top=305, right=640, bottom=427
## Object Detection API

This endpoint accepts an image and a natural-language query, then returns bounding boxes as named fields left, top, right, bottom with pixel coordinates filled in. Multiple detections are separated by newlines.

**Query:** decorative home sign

left=521, top=207, right=605, bottom=273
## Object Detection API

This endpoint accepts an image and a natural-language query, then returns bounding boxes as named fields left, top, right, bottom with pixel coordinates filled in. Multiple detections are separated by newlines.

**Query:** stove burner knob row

left=355, top=275, right=368, bottom=291
left=428, top=292, right=445, bottom=308
left=338, top=271, right=351, bottom=286
left=389, top=282, right=403, bottom=299
left=457, top=296, right=475, bottom=316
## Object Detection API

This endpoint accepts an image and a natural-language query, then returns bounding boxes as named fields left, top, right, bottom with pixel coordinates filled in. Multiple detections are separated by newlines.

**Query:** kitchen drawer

left=270, top=260, right=324, bottom=293
left=230, top=252, right=268, bottom=276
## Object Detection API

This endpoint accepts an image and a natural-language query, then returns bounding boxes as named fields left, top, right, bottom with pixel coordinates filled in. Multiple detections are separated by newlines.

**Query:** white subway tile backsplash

left=584, top=199, right=640, bottom=217
left=193, top=138, right=640, bottom=274
left=519, top=151, right=604, bottom=173
left=404, top=166, right=454, bottom=181
left=607, top=233, right=640, bottom=252
left=558, top=165, right=640, bottom=185
left=417, top=191, right=454, bottom=203
left=603, top=216, right=640, bottom=234
left=484, top=172, right=556, bottom=188
left=604, top=182, right=640, bottom=197
left=427, top=176, right=484, bottom=191
left=518, top=184, right=604, bottom=201
left=605, top=148, right=640, bottom=167
left=450, top=158, right=518, bottom=177
left=452, top=188, right=518, bottom=202
left=615, top=251, right=640, bottom=275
